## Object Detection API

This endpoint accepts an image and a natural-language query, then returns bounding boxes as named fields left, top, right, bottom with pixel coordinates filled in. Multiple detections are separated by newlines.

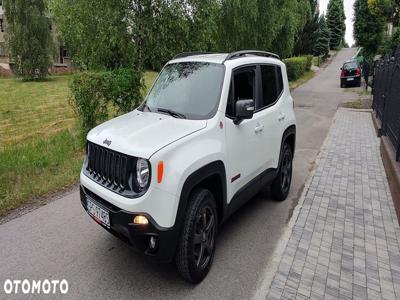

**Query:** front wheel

left=271, top=143, right=293, bottom=201
left=176, top=188, right=217, bottom=283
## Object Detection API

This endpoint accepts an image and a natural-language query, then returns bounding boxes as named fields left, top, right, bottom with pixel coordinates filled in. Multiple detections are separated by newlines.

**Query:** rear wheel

left=340, top=80, right=346, bottom=88
left=271, top=143, right=293, bottom=201
left=176, top=188, right=217, bottom=283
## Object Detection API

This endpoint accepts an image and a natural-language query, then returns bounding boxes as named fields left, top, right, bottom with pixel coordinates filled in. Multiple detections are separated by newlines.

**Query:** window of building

left=0, top=19, right=4, bottom=32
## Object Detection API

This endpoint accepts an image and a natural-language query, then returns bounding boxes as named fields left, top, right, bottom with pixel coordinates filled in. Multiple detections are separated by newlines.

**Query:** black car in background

left=340, top=60, right=361, bottom=88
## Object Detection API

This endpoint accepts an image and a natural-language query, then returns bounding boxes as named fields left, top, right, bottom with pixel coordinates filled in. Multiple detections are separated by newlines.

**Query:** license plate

left=347, top=77, right=354, bottom=81
left=86, top=197, right=110, bottom=228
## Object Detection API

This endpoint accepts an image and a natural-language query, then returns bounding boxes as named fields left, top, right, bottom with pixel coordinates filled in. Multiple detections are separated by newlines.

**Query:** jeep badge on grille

left=103, top=139, right=112, bottom=146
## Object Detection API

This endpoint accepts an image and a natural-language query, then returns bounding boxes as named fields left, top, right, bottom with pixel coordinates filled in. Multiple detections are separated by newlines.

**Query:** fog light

left=133, top=215, right=148, bottom=225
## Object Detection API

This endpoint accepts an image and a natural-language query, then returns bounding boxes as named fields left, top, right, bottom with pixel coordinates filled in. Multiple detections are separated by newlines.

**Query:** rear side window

left=258, top=65, right=283, bottom=110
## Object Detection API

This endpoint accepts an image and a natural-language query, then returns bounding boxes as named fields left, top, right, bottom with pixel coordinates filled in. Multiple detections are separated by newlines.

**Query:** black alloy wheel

left=176, top=188, right=217, bottom=283
left=280, top=148, right=293, bottom=196
left=271, top=143, right=293, bottom=201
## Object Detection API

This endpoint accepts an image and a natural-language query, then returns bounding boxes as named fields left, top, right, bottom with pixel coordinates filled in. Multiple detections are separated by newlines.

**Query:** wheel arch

left=176, top=161, right=227, bottom=231
left=278, top=125, right=296, bottom=168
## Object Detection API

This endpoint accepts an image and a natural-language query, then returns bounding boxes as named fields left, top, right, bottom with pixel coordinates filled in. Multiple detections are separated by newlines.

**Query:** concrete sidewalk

left=266, top=109, right=400, bottom=299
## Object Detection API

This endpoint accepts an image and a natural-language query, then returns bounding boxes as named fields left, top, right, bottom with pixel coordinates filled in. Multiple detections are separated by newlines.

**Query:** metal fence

left=373, top=46, right=400, bottom=161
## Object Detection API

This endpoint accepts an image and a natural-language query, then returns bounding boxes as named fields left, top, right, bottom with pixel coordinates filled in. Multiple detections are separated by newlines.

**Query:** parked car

left=79, top=50, right=296, bottom=283
left=340, top=60, right=361, bottom=88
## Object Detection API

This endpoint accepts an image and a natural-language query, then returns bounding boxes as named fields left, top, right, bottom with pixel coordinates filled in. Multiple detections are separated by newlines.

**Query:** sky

left=319, top=0, right=355, bottom=46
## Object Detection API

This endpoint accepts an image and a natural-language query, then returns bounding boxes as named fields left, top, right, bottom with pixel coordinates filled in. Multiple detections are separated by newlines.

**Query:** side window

left=259, top=65, right=278, bottom=109
left=226, top=68, right=256, bottom=117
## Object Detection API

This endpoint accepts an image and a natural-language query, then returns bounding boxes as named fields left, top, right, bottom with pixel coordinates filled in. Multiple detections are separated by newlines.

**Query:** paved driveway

left=268, top=109, right=400, bottom=299
left=0, top=49, right=359, bottom=299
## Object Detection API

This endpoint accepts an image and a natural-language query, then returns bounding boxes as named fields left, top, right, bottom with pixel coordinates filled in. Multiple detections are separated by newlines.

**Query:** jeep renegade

left=80, top=50, right=296, bottom=283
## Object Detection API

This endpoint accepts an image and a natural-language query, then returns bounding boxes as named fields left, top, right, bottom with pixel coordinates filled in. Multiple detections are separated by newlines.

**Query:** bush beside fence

left=373, top=45, right=400, bottom=161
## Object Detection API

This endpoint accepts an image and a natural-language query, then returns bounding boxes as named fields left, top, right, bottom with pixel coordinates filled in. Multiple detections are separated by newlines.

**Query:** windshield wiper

left=157, top=108, right=186, bottom=119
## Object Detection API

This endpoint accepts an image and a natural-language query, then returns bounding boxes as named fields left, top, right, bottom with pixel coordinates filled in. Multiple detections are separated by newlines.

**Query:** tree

left=127, top=0, right=191, bottom=70
left=313, top=15, right=330, bottom=58
left=49, top=0, right=135, bottom=70
left=294, top=0, right=320, bottom=55
left=326, top=0, right=346, bottom=49
left=354, top=0, right=384, bottom=57
left=216, top=0, right=311, bottom=58
left=3, top=0, right=52, bottom=80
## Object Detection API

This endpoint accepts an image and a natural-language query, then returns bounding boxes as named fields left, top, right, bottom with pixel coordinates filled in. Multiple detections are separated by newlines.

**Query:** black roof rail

left=173, top=52, right=215, bottom=59
left=223, top=50, right=280, bottom=62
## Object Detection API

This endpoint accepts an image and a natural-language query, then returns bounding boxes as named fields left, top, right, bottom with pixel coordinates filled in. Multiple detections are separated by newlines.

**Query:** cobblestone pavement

left=267, top=109, right=400, bottom=300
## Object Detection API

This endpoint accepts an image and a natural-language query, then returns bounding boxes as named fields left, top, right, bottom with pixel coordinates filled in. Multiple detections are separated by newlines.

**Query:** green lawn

left=0, top=72, right=158, bottom=216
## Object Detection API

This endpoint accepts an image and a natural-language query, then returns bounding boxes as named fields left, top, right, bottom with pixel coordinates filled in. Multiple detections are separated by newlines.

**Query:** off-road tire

left=271, top=143, right=293, bottom=201
left=176, top=188, right=217, bottom=283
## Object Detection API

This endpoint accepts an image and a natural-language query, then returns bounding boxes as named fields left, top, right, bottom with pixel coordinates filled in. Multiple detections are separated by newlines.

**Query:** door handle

left=278, top=113, right=286, bottom=122
left=255, top=124, right=264, bottom=133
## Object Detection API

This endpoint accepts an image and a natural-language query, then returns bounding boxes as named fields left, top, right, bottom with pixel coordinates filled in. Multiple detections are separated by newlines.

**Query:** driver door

left=225, top=66, right=264, bottom=200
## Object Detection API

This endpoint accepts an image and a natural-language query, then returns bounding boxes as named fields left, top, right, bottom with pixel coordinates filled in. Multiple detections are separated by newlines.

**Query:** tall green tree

left=4, top=0, right=52, bottom=80
left=313, top=15, right=330, bottom=57
left=216, top=0, right=311, bottom=58
left=326, top=0, right=346, bottom=49
left=294, top=0, right=320, bottom=55
left=186, top=0, right=220, bottom=52
left=49, top=0, right=135, bottom=70
left=354, top=0, right=384, bottom=56
left=127, top=0, right=191, bottom=70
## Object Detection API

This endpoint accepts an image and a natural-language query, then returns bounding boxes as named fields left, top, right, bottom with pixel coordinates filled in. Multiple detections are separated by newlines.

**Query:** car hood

left=87, top=110, right=207, bottom=159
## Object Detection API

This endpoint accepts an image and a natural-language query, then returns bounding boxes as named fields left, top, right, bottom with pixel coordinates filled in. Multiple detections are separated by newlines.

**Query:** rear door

left=256, top=64, right=285, bottom=170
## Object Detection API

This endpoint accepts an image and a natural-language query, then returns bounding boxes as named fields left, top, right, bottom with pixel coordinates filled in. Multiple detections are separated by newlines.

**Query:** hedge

left=283, top=56, right=313, bottom=81
left=69, top=68, right=144, bottom=136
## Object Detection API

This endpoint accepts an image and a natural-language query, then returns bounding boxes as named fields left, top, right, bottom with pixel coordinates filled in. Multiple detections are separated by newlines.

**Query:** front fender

left=149, top=124, right=227, bottom=227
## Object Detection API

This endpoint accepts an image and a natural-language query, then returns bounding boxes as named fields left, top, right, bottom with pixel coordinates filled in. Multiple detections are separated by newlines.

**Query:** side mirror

left=234, top=99, right=254, bottom=125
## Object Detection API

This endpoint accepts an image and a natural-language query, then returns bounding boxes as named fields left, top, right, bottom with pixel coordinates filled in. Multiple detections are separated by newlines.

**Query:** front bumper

left=80, top=185, right=180, bottom=262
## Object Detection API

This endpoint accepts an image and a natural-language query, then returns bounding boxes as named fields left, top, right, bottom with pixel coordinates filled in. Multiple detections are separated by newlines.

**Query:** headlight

left=136, top=158, right=150, bottom=189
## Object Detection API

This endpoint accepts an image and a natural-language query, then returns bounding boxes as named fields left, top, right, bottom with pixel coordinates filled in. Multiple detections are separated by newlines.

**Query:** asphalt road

left=0, top=48, right=359, bottom=299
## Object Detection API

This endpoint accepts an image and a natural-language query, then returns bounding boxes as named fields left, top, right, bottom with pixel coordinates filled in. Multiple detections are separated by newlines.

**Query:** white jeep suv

left=80, top=50, right=296, bottom=283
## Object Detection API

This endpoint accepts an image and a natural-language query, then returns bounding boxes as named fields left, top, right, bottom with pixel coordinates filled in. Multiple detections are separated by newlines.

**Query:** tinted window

left=343, top=62, right=358, bottom=70
left=259, top=65, right=283, bottom=109
left=226, top=68, right=256, bottom=117
left=144, top=62, right=225, bottom=120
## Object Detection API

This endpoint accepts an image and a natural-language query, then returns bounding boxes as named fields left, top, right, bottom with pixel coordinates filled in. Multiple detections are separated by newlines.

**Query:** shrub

left=102, top=68, right=144, bottom=114
left=69, top=72, right=109, bottom=135
left=69, top=68, right=144, bottom=136
left=284, top=56, right=308, bottom=81
left=305, top=55, right=313, bottom=71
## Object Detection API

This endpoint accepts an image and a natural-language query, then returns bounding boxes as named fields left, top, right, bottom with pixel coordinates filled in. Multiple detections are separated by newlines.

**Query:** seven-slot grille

left=85, top=142, right=133, bottom=195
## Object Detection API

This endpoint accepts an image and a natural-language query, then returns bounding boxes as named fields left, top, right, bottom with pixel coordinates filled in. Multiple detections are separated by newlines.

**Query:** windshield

left=142, top=62, right=225, bottom=120
left=344, top=62, right=358, bottom=70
